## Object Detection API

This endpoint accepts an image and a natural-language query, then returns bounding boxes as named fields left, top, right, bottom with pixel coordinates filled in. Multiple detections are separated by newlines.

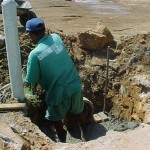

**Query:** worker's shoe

left=57, top=129, right=67, bottom=143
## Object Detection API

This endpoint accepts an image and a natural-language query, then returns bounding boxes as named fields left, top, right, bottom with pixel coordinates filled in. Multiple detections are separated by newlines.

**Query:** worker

left=25, top=18, right=84, bottom=142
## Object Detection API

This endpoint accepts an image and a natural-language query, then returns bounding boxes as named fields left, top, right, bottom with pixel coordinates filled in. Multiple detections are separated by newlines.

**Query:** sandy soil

left=27, top=0, right=150, bottom=38
left=0, top=0, right=150, bottom=149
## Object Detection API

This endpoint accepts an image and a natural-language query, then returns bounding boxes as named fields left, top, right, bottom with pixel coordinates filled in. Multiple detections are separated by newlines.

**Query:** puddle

left=75, top=0, right=129, bottom=15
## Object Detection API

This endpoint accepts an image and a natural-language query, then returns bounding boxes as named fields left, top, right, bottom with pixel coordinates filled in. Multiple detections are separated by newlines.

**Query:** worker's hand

left=24, top=82, right=37, bottom=94
left=24, top=83, right=37, bottom=98
left=25, top=92, right=39, bottom=101
left=25, top=93, right=32, bottom=99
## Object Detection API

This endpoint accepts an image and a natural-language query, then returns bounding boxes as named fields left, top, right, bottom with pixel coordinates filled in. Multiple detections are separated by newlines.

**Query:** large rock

left=78, top=25, right=113, bottom=50
left=95, top=23, right=113, bottom=41
left=0, top=122, right=30, bottom=150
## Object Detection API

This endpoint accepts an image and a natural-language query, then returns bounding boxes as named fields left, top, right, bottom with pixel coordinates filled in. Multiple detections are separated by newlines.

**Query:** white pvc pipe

left=2, top=0, right=25, bottom=101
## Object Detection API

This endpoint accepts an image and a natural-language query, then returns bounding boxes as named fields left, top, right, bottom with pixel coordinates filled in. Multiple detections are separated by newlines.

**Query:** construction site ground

left=0, top=0, right=150, bottom=149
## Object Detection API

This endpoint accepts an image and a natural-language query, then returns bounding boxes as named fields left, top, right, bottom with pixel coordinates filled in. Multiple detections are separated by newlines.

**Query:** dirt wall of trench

left=0, top=27, right=150, bottom=122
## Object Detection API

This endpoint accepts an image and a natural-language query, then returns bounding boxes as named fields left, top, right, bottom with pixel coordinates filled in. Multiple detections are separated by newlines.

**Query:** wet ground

left=75, top=0, right=129, bottom=15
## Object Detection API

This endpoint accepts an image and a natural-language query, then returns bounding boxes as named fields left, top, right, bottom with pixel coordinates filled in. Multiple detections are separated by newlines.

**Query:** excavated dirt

left=0, top=0, right=150, bottom=149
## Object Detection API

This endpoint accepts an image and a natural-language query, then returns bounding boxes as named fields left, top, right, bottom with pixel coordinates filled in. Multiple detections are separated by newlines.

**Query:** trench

left=1, top=31, right=150, bottom=145
left=25, top=88, right=141, bottom=143
left=21, top=32, right=150, bottom=143
left=26, top=95, right=108, bottom=143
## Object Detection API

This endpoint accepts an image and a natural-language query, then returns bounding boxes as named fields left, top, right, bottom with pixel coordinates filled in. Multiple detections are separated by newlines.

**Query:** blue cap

left=26, top=18, right=45, bottom=32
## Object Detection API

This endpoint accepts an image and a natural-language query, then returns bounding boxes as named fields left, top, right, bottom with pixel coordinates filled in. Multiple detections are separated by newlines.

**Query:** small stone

left=97, top=112, right=110, bottom=121
left=93, top=114, right=102, bottom=123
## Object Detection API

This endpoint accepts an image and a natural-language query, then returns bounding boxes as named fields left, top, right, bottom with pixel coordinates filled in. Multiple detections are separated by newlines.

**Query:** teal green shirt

left=25, top=33, right=81, bottom=106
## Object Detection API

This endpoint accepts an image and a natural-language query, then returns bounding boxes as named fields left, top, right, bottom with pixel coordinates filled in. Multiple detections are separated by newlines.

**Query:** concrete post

left=1, top=0, right=25, bottom=101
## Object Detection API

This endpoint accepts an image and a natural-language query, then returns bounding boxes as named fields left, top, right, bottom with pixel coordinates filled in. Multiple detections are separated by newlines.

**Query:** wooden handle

left=0, top=103, right=26, bottom=110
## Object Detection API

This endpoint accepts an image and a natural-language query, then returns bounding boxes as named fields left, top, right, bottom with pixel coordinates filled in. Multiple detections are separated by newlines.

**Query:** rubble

left=0, top=122, right=31, bottom=150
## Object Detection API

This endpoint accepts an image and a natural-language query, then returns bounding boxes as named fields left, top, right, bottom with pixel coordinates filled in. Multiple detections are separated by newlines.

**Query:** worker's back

left=26, top=33, right=81, bottom=106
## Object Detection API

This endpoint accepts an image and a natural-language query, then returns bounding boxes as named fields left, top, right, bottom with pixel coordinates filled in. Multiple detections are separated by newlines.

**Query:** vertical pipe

left=2, top=0, right=25, bottom=101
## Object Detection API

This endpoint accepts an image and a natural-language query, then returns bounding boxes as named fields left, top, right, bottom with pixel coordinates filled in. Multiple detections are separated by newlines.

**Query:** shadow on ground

left=83, top=123, right=107, bottom=141
left=66, top=122, right=107, bottom=143
left=39, top=121, right=107, bottom=143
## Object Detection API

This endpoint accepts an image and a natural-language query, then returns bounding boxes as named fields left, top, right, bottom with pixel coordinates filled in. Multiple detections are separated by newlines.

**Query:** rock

left=95, top=23, right=114, bottom=42
left=93, top=112, right=110, bottom=123
left=78, top=25, right=113, bottom=50
left=144, top=111, right=150, bottom=124
left=133, top=75, right=150, bottom=88
left=134, top=101, right=143, bottom=113
left=93, top=114, right=102, bottom=123
left=0, top=122, right=31, bottom=150
left=0, top=138, right=4, bottom=149
left=132, top=113, right=140, bottom=120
